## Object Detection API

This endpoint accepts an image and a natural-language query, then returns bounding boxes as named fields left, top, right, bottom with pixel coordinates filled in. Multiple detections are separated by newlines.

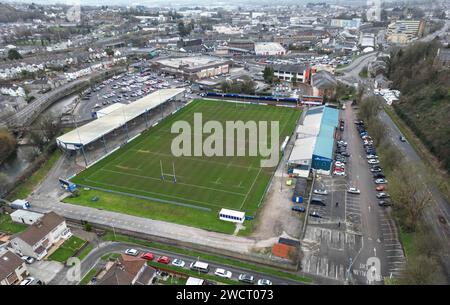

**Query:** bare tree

left=399, top=255, right=446, bottom=285
left=380, top=142, right=403, bottom=174
left=390, top=163, right=432, bottom=232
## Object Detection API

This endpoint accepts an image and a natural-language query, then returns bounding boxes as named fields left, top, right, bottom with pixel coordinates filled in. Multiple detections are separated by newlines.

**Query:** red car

left=141, top=252, right=154, bottom=261
left=376, top=185, right=386, bottom=191
left=157, top=256, right=170, bottom=264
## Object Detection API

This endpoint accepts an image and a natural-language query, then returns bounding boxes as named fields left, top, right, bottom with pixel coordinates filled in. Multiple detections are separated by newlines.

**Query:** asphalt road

left=336, top=52, right=377, bottom=87
left=50, top=241, right=303, bottom=285
left=379, top=109, right=450, bottom=276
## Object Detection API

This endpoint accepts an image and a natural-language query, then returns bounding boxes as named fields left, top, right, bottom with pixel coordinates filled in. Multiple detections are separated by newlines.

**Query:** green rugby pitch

left=69, top=99, right=300, bottom=232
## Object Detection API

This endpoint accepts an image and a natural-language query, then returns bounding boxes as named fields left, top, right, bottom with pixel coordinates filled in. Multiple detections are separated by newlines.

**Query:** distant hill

left=388, top=41, right=450, bottom=173
left=0, top=3, right=45, bottom=23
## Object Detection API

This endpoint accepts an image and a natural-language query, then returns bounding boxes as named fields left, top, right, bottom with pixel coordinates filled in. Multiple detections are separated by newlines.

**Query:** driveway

left=27, top=260, right=64, bottom=284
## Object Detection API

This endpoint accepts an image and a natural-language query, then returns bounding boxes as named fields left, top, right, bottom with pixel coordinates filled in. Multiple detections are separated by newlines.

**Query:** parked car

left=292, top=205, right=306, bottom=213
left=21, top=256, right=35, bottom=264
left=366, top=154, right=378, bottom=159
left=347, top=187, right=361, bottom=194
left=313, top=189, right=328, bottom=195
left=20, top=277, right=35, bottom=285
left=309, top=211, right=322, bottom=218
left=370, top=167, right=382, bottom=173
left=335, top=161, right=345, bottom=167
left=376, top=192, right=390, bottom=199
left=238, top=274, right=255, bottom=284
left=373, top=173, right=385, bottom=179
left=124, top=249, right=139, bottom=256
left=214, top=268, right=232, bottom=279
left=341, top=152, right=351, bottom=157
left=157, top=256, right=170, bottom=264
left=171, top=259, right=185, bottom=268
left=310, top=197, right=326, bottom=206
left=376, top=185, right=386, bottom=191
left=141, top=252, right=154, bottom=261
left=375, top=178, right=388, bottom=184
left=257, top=279, right=273, bottom=285
left=368, top=159, right=380, bottom=165
left=334, top=171, right=346, bottom=176
left=378, top=200, right=393, bottom=207
left=399, top=136, right=406, bottom=142
left=337, top=141, right=347, bottom=146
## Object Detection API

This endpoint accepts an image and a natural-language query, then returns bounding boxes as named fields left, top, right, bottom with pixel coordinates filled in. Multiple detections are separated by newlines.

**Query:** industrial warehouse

left=288, top=105, right=339, bottom=177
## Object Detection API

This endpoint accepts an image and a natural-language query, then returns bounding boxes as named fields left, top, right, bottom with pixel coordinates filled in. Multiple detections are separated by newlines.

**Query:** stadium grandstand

left=56, top=88, right=185, bottom=166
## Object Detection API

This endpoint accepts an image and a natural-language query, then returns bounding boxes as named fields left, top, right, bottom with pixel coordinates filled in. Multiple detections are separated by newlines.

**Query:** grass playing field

left=69, top=99, right=300, bottom=233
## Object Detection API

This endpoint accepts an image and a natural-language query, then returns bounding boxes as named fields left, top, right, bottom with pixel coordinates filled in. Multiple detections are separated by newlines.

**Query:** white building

left=10, top=210, right=44, bottom=225
left=219, top=208, right=245, bottom=223
left=254, top=42, right=286, bottom=56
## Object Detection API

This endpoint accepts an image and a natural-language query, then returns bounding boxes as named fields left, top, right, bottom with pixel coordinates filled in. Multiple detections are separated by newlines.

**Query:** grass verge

left=102, top=232, right=312, bottom=284
left=0, top=213, right=27, bottom=234
left=77, top=244, right=94, bottom=261
left=79, top=268, right=97, bottom=285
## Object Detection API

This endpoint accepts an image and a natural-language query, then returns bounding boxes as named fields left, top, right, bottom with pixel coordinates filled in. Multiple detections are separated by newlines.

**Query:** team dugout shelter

left=56, top=88, right=185, bottom=165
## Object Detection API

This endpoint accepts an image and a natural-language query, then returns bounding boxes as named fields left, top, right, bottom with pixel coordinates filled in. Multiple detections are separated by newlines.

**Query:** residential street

left=50, top=241, right=305, bottom=285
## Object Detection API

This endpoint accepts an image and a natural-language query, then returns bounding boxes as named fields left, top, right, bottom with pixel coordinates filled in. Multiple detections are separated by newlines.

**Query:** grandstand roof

left=289, top=137, right=316, bottom=163
left=56, top=88, right=185, bottom=149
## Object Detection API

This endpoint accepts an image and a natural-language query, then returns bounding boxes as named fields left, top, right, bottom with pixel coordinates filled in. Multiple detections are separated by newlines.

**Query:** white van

left=190, top=261, right=210, bottom=273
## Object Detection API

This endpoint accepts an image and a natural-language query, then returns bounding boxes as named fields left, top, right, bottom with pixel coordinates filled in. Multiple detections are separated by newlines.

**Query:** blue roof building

left=312, top=106, right=339, bottom=172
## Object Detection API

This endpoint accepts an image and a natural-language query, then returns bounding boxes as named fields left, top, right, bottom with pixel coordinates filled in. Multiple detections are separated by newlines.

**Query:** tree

left=7, top=49, right=22, bottom=60
left=105, top=47, right=114, bottom=57
left=399, top=255, right=446, bottom=284
left=0, top=128, right=17, bottom=164
left=0, top=173, right=9, bottom=195
left=390, top=163, right=432, bottom=232
left=380, top=143, right=403, bottom=174
left=263, top=66, right=274, bottom=84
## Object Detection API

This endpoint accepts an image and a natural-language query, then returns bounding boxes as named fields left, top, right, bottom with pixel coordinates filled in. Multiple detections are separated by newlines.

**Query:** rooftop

left=56, top=88, right=185, bottom=148
left=16, top=212, right=65, bottom=246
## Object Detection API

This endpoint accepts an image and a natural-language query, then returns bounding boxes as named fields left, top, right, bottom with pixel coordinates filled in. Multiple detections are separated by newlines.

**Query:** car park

left=171, top=259, right=186, bottom=268
left=124, top=249, right=139, bottom=256
left=292, top=205, right=306, bottom=213
left=375, top=178, right=388, bottom=184
left=214, top=268, right=232, bottom=279
left=313, top=189, right=328, bottom=195
left=157, top=256, right=170, bottom=264
left=238, top=274, right=255, bottom=284
left=347, top=187, right=361, bottom=194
